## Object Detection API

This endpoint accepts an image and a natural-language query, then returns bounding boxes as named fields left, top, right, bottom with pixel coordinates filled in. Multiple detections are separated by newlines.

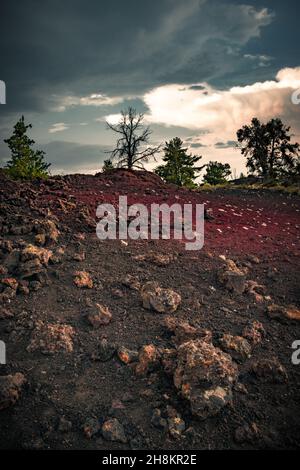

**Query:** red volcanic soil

left=37, top=169, right=300, bottom=259
left=0, top=168, right=300, bottom=451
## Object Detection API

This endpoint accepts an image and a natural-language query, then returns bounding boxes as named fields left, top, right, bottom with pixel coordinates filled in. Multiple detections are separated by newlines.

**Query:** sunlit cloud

left=48, top=122, right=69, bottom=133
left=144, top=67, right=300, bottom=138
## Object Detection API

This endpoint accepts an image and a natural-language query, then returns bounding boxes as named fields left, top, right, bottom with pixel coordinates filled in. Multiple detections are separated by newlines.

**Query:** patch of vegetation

left=4, top=116, right=50, bottom=180
left=155, top=137, right=205, bottom=188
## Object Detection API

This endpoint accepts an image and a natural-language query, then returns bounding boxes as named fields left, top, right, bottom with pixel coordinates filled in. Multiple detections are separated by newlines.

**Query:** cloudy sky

left=0, top=0, right=300, bottom=177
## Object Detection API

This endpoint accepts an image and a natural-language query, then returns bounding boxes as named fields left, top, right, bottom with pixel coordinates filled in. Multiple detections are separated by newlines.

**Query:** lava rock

left=141, top=281, right=181, bottom=313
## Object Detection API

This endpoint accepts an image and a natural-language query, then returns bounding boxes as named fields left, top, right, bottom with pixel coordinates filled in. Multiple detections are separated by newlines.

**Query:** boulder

left=27, top=321, right=75, bottom=354
left=174, top=339, right=238, bottom=419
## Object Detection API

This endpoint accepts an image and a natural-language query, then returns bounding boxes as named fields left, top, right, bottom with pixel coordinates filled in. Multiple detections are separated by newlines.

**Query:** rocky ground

left=0, top=168, right=300, bottom=450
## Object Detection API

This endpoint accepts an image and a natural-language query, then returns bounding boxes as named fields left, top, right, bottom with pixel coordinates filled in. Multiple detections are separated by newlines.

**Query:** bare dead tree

left=106, top=107, right=161, bottom=169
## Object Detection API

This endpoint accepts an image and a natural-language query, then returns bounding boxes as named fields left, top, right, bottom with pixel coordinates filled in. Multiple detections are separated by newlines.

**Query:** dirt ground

left=0, top=169, right=300, bottom=450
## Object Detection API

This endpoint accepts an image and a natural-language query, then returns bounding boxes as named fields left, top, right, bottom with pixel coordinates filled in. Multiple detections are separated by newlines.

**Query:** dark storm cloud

left=1, top=0, right=274, bottom=115
left=41, top=141, right=109, bottom=173
left=189, top=142, right=207, bottom=148
left=215, top=140, right=238, bottom=149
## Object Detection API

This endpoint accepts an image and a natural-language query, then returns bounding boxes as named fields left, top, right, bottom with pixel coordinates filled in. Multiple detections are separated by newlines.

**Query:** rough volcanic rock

left=83, top=418, right=101, bottom=439
left=135, top=344, right=160, bottom=376
left=91, top=338, right=116, bottom=362
left=122, top=274, right=141, bottom=291
left=219, top=334, right=252, bottom=363
left=242, top=320, right=265, bottom=345
left=73, top=271, right=93, bottom=289
left=250, top=357, right=288, bottom=383
left=21, top=244, right=53, bottom=265
left=163, top=316, right=212, bottom=346
left=117, top=346, right=138, bottom=364
left=27, top=321, right=75, bottom=354
left=101, top=418, right=127, bottom=443
left=174, top=339, right=238, bottom=419
left=141, top=281, right=181, bottom=313
left=86, top=303, right=112, bottom=328
left=18, top=258, right=44, bottom=279
left=218, top=259, right=246, bottom=294
left=34, top=219, right=60, bottom=243
left=267, top=304, right=300, bottom=322
left=0, top=373, right=26, bottom=410
left=133, top=252, right=175, bottom=266
left=18, top=258, right=45, bottom=279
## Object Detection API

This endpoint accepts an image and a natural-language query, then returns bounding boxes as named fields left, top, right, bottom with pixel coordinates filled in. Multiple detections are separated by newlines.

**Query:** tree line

left=3, top=107, right=300, bottom=186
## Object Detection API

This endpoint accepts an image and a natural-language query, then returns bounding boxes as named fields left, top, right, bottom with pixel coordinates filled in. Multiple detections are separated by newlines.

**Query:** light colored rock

left=73, top=271, right=93, bottom=288
left=27, top=321, right=75, bottom=354
left=174, top=339, right=238, bottom=419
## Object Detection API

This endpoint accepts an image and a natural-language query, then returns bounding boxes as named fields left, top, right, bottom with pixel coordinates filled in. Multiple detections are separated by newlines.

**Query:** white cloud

left=143, top=66, right=300, bottom=175
left=48, top=122, right=69, bottom=133
left=144, top=66, right=300, bottom=136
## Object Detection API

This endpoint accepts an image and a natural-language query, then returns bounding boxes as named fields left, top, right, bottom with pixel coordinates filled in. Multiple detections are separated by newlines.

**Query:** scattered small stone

left=86, top=303, right=112, bottom=328
left=123, top=274, right=141, bottom=291
left=141, top=281, right=181, bottom=313
left=92, top=338, right=116, bottom=362
left=83, top=417, right=101, bottom=438
left=73, top=271, right=93, bottom=289
left=151, top=408, right=168, bottom=430
left=101, top=418, right=127, bottom=443
left=73, top=252, right=85, bottom=262
left=35, top=233, right=46, bottom=246
left=218, top=259, right=246, bottom=294
left=168, top=415, right=186, bottom=439
left=117, top=346, right=138, bottom=364
left=133, top=252, right=175, bottom=266
left=135, top=344, right=160, bottom=376
left=234, top=422, right=260, bottom=444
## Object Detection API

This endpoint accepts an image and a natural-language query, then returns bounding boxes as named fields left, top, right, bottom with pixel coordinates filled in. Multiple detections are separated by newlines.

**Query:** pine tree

left=4, top=116, right=50, bottom=179
left=203, top=161, right=231, bottom=185
left=102, top=159, right=114, bottom=172
left=155, top=137, right=204, bottom=188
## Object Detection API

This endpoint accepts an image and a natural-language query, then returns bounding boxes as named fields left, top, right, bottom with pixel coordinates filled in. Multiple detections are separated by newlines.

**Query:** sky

left=0, top=0, right=300, bottom=178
